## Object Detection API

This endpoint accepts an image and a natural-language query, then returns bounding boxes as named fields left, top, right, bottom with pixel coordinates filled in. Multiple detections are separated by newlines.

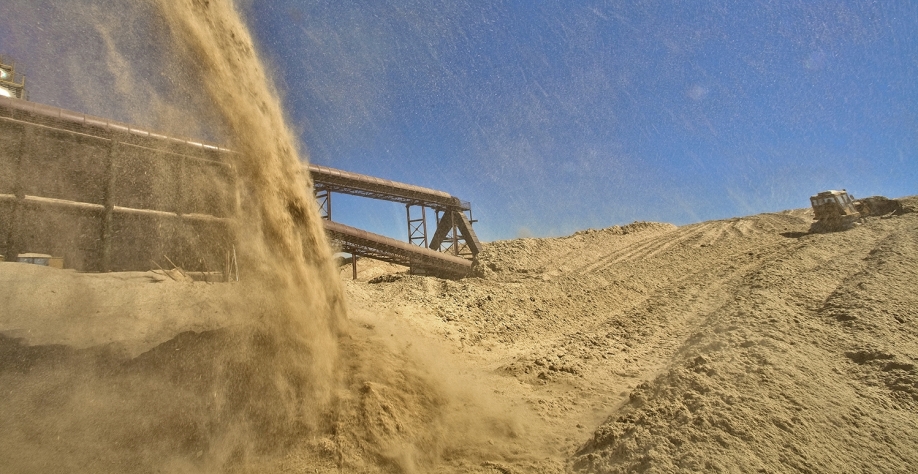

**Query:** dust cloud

left=0, top=0, right=525, bottom=472
left=1, top=1, right=521, bottom=473
left=13, top=2, right=916, bottom=473
left=152, top=1, right=526, bottom=471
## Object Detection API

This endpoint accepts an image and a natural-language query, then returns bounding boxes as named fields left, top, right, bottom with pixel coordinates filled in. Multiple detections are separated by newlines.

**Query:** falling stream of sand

left=150, top=0, right=353, bottom=465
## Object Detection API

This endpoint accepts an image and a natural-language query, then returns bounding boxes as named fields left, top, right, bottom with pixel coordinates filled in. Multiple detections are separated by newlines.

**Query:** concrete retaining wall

left=0, top=99, right=236, bottom=272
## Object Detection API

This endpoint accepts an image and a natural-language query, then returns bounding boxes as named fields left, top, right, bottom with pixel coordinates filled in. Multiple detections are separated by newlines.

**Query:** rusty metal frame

left=307, top=163, right=469, bottom=213
left=429, top=209, right=480, bottom=258
left=406, top=204, right=428, bottom=248
left=315, top=187, right=331, bottom=220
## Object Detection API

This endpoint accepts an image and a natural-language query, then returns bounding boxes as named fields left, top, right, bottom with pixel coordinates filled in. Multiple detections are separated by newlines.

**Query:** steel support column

left=450, top=211, right=459, bottom=256
left=431, top=210, right=472, bottom=257
left=316, top=187, right=331, bottom=220
left=406, top=204, right=428, bottom=247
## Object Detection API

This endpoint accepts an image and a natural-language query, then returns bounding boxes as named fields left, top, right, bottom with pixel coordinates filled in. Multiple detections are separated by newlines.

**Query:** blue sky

left=3, top=1, right=917, bottom=242
left=244, top=0, right=917, bottom=241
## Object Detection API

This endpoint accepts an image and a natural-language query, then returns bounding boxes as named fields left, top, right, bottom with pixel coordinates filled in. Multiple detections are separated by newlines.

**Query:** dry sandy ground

left=2, top=197, right=916, bottom=472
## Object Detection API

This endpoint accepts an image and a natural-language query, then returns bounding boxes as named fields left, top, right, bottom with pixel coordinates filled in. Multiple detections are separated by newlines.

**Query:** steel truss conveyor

left=309, top=165, right=482, bottom=262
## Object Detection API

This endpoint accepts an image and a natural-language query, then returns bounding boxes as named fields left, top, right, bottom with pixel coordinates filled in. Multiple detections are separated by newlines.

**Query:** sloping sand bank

left=2, top=197, right=916, bottom=472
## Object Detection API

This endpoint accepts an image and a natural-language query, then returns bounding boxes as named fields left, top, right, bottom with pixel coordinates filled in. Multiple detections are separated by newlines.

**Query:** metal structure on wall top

left=0, top=57, right=27, bottom=100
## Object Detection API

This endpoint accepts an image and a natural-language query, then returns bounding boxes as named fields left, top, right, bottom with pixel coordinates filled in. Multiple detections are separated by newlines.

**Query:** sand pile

left=341, top=197, right=918, bottom=472
left=2, top=0, right=916, bottom=471
left=1, top=1, right=513, bottom=472
left=3, top=197, right=917, bottom=472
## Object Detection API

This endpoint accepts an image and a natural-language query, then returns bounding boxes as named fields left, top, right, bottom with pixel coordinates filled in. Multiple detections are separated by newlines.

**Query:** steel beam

left=4, top=122, right=29, bottom=260
left=100, top=140, right=117, bottom=271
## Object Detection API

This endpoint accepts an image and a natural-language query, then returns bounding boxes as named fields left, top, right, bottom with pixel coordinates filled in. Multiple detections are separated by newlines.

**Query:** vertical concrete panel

left=15, top=204, right=102, bottom=270
left=0, top=201, right=12, bottom=259
left=0, top=121, right=23, bottom=195
left=109, top=213, right=168, bottom=272
left=182, top=158, right=235, bottom=217
left=171, top=219, right=233, bottom=272
left=111, top=144, right=181, bottom=212
left=21, top=128, right=108, bottom=204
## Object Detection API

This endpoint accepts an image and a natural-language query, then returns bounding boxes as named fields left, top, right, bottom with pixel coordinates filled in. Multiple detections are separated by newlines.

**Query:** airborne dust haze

left=0, top=0, right=527, bottom=472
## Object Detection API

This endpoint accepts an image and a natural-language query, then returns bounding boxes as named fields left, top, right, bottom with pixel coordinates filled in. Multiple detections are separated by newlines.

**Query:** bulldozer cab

left=809, top=190, right=862, bottom=232
left=810, top=190, right=859, bottom=220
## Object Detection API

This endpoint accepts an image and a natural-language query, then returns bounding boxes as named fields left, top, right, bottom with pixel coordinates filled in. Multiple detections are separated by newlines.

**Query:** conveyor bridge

left=308, top=164, right=481, bottom=276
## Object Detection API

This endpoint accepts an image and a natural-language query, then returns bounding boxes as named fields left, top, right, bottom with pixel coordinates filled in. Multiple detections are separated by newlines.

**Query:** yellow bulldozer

left=809, top=190, right=903, bottom=233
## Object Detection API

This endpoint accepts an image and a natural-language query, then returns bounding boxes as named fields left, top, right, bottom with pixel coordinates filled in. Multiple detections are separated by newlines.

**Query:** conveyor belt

left=324, top=220, right=472, bottom=278
left=308, top=164, right=469, bottom=212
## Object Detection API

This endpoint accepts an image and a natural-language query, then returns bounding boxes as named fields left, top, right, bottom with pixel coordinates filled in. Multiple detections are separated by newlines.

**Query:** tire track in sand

left=511, top=216, right=813, bottom=459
